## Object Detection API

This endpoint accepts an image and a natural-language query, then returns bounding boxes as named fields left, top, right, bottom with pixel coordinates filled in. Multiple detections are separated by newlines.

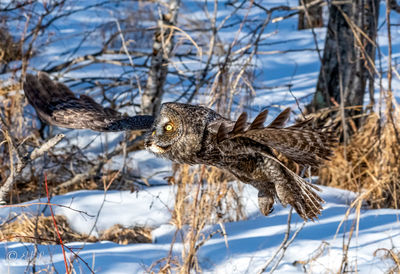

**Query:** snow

left=2, top=0, right=400, bottom=273
left=0, top=185, right=399, bottom=273
left=0, top=186, right=175, bottom=237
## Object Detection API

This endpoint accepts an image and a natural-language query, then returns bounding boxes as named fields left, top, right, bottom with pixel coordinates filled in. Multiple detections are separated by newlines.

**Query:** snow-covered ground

left=0, top=185, right=399, bottom=273
left=1, top=0, right=400, bottom=273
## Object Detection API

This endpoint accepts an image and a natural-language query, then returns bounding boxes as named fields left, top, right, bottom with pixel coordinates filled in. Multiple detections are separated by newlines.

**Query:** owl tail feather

left=262, top=154, right=324, bottom=221
left=287, top=171, right=324, bottom=221
left=279, top=166, right=324, bottom=221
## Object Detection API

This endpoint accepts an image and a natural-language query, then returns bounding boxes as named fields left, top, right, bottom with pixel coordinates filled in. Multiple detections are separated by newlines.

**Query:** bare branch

left=389, top=0, right=400, bottom=13
left=257, top=209, right=306, bottom=273
left=53, top=134, right=147, bottom=192
left=0, top=134, right=65, bottom=204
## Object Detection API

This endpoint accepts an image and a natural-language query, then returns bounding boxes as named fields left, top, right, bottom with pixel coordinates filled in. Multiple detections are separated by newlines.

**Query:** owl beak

left=149, top=144, right=167, bottom=154
left=144, top=138, right=152, bottom=149
left=144, top=139, right=168, bottom=154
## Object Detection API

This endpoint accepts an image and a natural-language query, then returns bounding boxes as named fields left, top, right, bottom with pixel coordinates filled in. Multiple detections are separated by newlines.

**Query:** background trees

left=0, top=0, right=399, bottom=272
left=308, top=0, right=380, bottom=139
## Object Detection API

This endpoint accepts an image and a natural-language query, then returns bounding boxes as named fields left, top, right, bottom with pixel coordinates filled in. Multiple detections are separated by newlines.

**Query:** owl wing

left=24, top=73, right=154, bottom=132
left=215, top=108, right=336, bottom=166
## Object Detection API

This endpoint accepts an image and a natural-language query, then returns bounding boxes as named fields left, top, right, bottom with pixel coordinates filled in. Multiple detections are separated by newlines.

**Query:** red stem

left=45, top=173, right=70, bottom=274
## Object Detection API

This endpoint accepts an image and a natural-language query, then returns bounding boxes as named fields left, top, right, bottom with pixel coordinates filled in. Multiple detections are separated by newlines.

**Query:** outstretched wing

left=216, top=108, right=337, bottom=166
left=23, top=73, right=154, bottom=132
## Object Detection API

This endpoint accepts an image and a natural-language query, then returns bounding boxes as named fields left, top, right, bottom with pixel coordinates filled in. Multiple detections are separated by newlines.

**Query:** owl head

left=144, top=102, right=218, bottom=164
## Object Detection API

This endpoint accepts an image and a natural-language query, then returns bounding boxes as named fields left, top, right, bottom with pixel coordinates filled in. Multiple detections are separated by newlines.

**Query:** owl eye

left=164, top=123, right=174, bottom=132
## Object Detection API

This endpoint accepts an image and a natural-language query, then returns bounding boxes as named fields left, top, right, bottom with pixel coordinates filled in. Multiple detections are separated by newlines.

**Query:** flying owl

left=23, top=73, right=336, bottom=221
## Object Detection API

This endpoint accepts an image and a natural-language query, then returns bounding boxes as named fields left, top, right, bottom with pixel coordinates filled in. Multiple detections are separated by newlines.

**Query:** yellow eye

left=164, top=123, right=174, bottom=131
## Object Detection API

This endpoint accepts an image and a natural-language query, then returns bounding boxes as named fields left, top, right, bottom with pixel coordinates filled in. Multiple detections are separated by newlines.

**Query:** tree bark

left=308, top=0, right=379, bottom=120
left=141, top=0, right=181, bottom=116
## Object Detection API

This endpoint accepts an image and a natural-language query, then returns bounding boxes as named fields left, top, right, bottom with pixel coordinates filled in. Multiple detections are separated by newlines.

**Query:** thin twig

left=257, top=208, right=306, bottom=273
left=44, top=173, right=70, bottom=274
left=0, top=202, right=94, bottom=217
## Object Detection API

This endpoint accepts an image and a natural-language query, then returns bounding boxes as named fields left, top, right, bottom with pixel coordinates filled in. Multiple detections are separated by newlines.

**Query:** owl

left=24, top=73, right=336, bottom=221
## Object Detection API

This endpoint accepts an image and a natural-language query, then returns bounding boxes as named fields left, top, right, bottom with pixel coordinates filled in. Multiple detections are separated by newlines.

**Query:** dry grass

left=0, top=81, right=24, bottom=136
left=318, top=104, right=400, bottom=209
left=152, top=164, right=245, bottom=273
left=374, top=247, right=400, bottom=274
left=100, top=224, right=152, bottom=244
left=0, top=214, right=96, bottom=244
left=6, top=160, right=140, bottom=204
left=0, top=214, right=152, bottom=245
left=0, top=27, right=23, bottom=65
left=171, top=164, right=245, bottom=227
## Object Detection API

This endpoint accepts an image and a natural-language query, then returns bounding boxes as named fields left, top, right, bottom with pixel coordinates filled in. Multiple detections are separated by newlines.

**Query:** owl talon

left=259, top=204, right=274, bottom=216
left=269, top=206, right=274, bottom=214
left=257, top=191, right=275, bottom=216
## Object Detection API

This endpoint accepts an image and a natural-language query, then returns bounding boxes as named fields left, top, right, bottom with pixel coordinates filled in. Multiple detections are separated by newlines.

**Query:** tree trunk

left=308, top=0, right=379, bottom=119
left=141, top=0, right=181, bottom=116
left=298, top=0, right=323, bottom=30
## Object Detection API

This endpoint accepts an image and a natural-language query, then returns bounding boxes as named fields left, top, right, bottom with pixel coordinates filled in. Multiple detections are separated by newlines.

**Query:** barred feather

left=249, top=109, right=269, bottom=130
left=213, top=108, right=336, bottom=220
left=219, top=108, right=337, bottom=167
left=231, top=112, right=248, bottom=135
left=24, top=73, right=154, bottom=132
left=267, top=107, right=291, bottom=128
left=242, top=128, right=336, bottom=166
left=262, top=153, right=325, bottom=220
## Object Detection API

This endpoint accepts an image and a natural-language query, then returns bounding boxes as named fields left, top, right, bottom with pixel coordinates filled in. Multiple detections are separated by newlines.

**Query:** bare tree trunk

left=308, top=0, right=379, bottom=121
left=141, top=0, right=181, bottom=116
left=298, top=0, right=323, bottom=30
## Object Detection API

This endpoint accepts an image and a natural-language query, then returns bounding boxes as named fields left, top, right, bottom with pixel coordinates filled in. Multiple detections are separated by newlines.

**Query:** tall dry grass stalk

left=162, top=164, right=245, bottom=273
left=172, top=164, right=245, bottom=226
left=319, top=101, right=400, bottom=209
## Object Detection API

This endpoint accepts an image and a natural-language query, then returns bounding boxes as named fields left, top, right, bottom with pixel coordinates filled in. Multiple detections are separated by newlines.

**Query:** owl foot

left=257, top=191, right=275, bottom=216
